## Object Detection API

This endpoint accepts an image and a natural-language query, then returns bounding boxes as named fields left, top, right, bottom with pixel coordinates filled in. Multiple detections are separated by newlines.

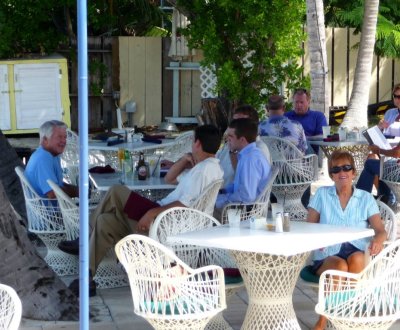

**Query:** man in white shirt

left=64, top=125, right=224, bottom=296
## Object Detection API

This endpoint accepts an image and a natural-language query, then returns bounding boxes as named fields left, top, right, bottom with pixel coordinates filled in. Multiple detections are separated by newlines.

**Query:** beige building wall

left=119, top=37, right=162, bottom=126
left=118, top=32, right=400, bottom=125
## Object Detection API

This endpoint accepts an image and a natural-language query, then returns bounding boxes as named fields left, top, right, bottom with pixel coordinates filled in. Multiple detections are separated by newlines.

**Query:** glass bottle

left=137, top=152, right=147, bottom=180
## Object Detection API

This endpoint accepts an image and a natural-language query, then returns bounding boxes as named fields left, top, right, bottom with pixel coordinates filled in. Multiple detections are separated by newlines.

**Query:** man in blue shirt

left=285, top=88, right=327, bottom=137
left=216, top=118, right=271, bottom=209
left=25, top=120, right=78, bottom=199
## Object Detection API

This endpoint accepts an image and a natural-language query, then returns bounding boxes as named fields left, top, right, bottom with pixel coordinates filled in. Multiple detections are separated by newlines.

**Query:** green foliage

left=177, top=0, right=308, bottom=108
left=325, top=0, right=400, bottom=58
left=0, top=0, right=166, bottom=59
left=89, top=59, right=108, bottom=96
left=0, top=0, right=68, bottom=58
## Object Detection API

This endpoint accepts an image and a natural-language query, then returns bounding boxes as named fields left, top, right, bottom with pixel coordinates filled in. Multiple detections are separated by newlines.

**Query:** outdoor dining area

left=10, top=120, right=400, bottom=330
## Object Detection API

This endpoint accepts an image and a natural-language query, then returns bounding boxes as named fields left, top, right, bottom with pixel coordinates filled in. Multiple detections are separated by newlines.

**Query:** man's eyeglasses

left=393, top=94, right=400, bottom=99
left=329, top=164, right=353, bottom=174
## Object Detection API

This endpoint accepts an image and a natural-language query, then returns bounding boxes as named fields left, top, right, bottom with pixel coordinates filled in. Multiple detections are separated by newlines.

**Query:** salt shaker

left=275, top=212, right=283, bottom=233
left=283, top=212, right=291, bottom=232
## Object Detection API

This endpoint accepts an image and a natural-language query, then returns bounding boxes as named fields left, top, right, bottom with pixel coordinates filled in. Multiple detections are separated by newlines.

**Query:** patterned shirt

left=308, top=186, right=379, bottom=261
left=259, top=115, right=308, bottom=154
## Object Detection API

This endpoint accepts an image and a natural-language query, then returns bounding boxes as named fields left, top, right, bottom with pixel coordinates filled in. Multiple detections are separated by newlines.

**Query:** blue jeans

left=356, top=159, right=395, bottom=203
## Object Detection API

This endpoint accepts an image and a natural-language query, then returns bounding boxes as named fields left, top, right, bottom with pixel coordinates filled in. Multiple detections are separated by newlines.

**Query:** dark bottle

left=137, top=152, right=147, bottom=180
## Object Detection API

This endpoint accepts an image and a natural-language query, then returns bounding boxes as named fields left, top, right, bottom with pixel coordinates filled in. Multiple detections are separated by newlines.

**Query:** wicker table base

left=231, top=250, right=310, bottom=330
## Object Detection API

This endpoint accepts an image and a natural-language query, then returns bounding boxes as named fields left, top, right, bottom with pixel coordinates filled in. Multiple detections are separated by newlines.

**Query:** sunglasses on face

left=393, top=94, right=400, bottom=99
left=329, top=164, right=353, bottom=174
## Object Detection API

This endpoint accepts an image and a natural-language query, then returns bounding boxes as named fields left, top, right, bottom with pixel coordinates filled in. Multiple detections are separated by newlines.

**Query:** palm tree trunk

left=341, top=0, right=379, bottom=129
left=0, top=181, right=79, bottom=320
left=0, top=130, right=27, bottom=225
left=306, top=0, right=330, bottom=119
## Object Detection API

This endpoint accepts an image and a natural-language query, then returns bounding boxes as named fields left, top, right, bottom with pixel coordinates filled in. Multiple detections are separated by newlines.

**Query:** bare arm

left=306, top=207, right=320, bottom=223
left=136, top=201, right=186, bottom=231
left=164, top=153, right=195, bottom=184
left=370, top=144, right=400, bottom=158
left=46, top=183, right=79, bottom=199
left=368, top=213, right=387, bottom=256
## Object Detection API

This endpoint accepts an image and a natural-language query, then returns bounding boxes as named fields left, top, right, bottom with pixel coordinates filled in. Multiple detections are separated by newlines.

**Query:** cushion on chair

left=223, top=268, right=243, bottom=284
left=149, top=300, right=205, bottom=315
left=300, top=265, right=320, bottom=283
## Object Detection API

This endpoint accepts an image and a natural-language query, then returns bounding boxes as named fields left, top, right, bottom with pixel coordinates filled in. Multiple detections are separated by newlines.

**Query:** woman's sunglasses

left=329, top=164, right=353, bottom=174
left=393, top=94, right=400, bottom=99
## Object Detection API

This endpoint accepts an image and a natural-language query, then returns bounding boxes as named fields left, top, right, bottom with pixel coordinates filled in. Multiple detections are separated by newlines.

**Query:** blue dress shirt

left=216, top=142, right=271, bottom=209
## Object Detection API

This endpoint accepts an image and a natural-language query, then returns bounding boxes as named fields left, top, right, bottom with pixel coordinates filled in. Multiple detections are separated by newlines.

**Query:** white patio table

left=88, top=138, right=175, bottom=152
left=90, top=172, right=176, bottom=191
left=167, top=220, right=374, bottom=330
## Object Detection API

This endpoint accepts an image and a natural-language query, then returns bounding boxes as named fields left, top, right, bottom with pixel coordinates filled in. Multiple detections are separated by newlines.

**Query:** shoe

left=69, top=278, right=97, bottom=297
left=58, top=238, right=80, bottom=255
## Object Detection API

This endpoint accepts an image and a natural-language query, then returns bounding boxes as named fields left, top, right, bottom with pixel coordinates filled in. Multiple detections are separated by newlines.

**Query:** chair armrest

left=318, top=269, right=360, bottom=306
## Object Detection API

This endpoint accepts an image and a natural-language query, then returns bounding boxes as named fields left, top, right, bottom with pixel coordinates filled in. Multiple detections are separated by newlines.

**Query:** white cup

left=322, top=126, right=331, bottom=138
left=271, top=203, right=284, bottom=220
left=338, top=127, right=347, bottom=141
left=227, top=209, right=241, bottom=227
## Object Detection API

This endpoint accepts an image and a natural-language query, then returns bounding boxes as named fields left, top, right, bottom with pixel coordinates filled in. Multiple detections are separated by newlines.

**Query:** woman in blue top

left=307, top=150, right=386, bottom=330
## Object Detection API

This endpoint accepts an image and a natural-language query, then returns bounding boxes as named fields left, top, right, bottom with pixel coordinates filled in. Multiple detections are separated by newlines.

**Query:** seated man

left=217, top=104, right=271, bottom=188
left=356, top=143, right=400, bottom=205
left=216, top=118, right=271, bottom=210
left=66, top=125, right=224, bottom=296
left=25, top=120, right=78, bottom=199
left=284, top=88, right=327, bottom=137
left=259, top=94, right=308, bottom=154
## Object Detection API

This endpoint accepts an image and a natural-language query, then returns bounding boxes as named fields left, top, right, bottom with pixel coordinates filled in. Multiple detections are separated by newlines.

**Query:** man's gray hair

left=39, top=120, right=67, bottom=144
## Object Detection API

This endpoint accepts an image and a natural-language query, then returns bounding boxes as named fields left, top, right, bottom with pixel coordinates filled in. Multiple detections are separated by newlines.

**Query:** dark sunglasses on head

left=329, top=164, right=353, bottom=174
left=393, top=94, right=400, bottom=99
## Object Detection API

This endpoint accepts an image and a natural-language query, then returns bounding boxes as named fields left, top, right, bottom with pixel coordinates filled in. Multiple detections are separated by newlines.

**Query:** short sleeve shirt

left=25, top=146, right=64, bottom=197
left=285, top=109, right=327, bottom=136
left=259, top=116, right=308, bottom=154
left=158, top=157, right=224, bottom=215
left=308, top=186, right=379, bottom=261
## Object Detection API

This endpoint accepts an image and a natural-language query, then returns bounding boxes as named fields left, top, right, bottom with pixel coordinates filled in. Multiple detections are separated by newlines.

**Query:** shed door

left=14, top=63, right=62, bottom=129
left=0, top=65, right=11, bottom=130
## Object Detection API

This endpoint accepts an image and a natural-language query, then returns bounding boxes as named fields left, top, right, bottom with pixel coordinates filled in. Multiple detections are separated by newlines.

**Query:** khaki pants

left=89, top=185, right=138, bottom=273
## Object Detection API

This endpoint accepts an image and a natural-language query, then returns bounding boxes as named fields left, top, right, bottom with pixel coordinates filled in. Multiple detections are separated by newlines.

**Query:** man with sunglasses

left=377, top=83, right=400, bottom=136
left=284, top=88, right=328, bottom=137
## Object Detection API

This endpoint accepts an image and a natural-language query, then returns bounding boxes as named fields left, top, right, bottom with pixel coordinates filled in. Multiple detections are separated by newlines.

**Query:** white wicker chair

left=191, top=179, right=224, bottom=215
left=162, top=131, right=194, bottom=162
left=47, top=179, right=128, bottom=289
left=315, top=239, right=400, bottom=330
left=149, top=207, right=243, bottom=330
left=261, top=136, right=318, bottom=221
left=381, top=161, right=400, bottom=238
left=0, top=284, right=22, bottom=330
left=15, top=166, right=78, bottom=276
left=220, top=166, right=279, bottom=224
left=115, top=234, right=226, bottom=330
